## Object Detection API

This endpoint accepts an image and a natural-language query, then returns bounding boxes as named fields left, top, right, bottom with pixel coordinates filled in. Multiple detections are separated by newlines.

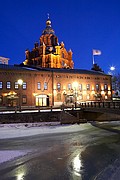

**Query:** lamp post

left=18, top=79, right=23, bottom=112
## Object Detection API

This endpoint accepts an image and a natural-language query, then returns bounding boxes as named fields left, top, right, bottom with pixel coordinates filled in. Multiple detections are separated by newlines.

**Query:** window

left=86, top=84, right=90, bottom=91
left=6, top=81, right=11, bottom=89
left=57, top=93, right=61, bottom=101
left=22, top=82, right=27, bottom=90
left=68, top=83, right=72, bottom=90
left=0, top=82, right=3, bottom=89
left=44, top=82, right=48, bottom=90
left=57, top=83, right=61, bottom=90
left=87, top=94, right=90, bottom=100
left=37, top=82, right=41, bottom=90
left=104, top=84, right=108, bottom=90
left=22, top=95, right=27, bottom=104
left=79, top=94, right=83, bottom=100
left=79, top=84, right=82, bottom=91
left=14, top=82, right=19, bottom=89
left=0, top=95, right=3, bottom=104
left=96, top=84, right=99, bottom=91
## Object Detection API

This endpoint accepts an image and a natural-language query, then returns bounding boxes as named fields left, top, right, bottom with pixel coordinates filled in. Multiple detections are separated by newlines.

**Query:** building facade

left=0, top=17, right=112, bottom=107
left=0, top=64, right=112, bottom=107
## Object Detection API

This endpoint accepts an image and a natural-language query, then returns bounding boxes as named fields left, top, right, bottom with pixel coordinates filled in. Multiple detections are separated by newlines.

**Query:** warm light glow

left=33, top=93, right=38, bottom=96
left=18, top=79, right=23, bottom=86
left=101, top=90, right=105, bottom=95
left=73, top=82, right=78, bottom=89
left=91, top=90, right=95, bottom=94
left=108, top=91, right=111, bottom=95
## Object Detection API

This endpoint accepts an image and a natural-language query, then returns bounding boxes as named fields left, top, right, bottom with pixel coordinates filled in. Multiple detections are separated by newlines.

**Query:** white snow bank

left=0, top=122, right=91, bottom=139
left=0, top=150, right=28, bottom=164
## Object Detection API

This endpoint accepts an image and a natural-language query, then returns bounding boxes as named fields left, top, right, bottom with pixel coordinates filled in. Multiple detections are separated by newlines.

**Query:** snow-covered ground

left=0, top=122, right=90, bottom=164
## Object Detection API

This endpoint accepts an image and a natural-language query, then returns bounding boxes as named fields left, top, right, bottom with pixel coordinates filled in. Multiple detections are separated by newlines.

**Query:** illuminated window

left=87, top=94, right=90, bottom=100
left=37, top=82, right=41, bottom=90
left=44, top=82, right=48, bottom=90
left=96, top=84, right=99, bottom=91
left=6, top=81, right=11, bottom=89
left=14, top=82, right=18, bottom=89
left=79, top=84, right=82, bottom=91
left=68, top=83, right=72, bottom=90
left=86, top=84, right=90, bottom=91
left=22, top=82, right=27, bottom=90
left=79, top=94, right=83, bottom=100
left=57, top=83, right=61, bottom=90
left=104, top=84, right=108, bottom=90
left=0, top=82, right=3, bottom=89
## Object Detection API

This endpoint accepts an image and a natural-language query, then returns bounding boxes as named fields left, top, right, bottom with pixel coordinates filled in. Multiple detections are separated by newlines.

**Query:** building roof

left=0, top=64, right=111, bottom=76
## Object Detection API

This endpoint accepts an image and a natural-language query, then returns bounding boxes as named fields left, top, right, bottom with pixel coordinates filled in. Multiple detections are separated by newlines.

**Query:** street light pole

left=18, top=79, right=23, bottom=112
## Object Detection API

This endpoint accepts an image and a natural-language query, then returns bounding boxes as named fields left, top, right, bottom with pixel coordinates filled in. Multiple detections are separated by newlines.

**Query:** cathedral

left=0, top=17, right=112, bottom=108
left=23, top=16, right=74, bottom=69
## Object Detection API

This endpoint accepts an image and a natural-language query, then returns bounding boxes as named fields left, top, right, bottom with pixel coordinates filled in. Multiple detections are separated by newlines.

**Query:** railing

left=79, top=101, right=120, bottom=109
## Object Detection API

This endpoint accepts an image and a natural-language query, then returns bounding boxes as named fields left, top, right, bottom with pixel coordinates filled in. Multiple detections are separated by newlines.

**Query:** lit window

left=44, top=82, right=48, bottom=90
left=14, top=82, right=19, bottom=89
left=68, top=83, right=72, bottom=90
left=87, top=94, right=90, bottom=100
left=79, top=84, right=82, bottom=91
left=22, top=82, right=27, bottom=89
left=37, top=82, right=41, bottom=90
left=6, top=81, right=11, bottom=89
left=79, top=94, right=83, bottom=100
left=57, top=83, right=61, bottom=90
left=104, top=84, right=108, bottom=90
left=96, top=84, right=99, bottom=91
left=86, top=84, right=90, bottom=91
left=0, top=82, right=3, bottom=89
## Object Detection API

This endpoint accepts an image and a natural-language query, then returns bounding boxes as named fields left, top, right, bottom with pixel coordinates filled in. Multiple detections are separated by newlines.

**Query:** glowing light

left=110, top=66, right=115, bottom=71
left=17, top=173, right=25, bottom=180
left=18, top=79, right=23, bottom=86
left=73, top=154, right=82, bottom=177
left=73, top=82, right=78, bottom=89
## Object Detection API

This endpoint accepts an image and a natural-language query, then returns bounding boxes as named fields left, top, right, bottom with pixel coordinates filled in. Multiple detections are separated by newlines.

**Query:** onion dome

left=42, top=15, right=55, bottom=35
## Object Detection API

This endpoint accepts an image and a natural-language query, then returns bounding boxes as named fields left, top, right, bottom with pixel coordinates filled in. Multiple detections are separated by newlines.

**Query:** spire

left=46, top=13, right=51, bottom=27
left=47, top=13, right=50, bottom=19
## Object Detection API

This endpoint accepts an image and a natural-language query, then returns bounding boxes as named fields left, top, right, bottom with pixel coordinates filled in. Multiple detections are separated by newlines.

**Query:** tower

left=23, top=16, right=74, bottom=69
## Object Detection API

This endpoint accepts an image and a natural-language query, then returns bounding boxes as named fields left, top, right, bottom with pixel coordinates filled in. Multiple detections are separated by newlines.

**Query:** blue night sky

left=0, top=0, right=120, bottom=74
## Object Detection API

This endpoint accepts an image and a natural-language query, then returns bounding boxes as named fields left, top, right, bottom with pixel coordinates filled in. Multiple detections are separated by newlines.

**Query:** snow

left=0, top=122, right=90, bottom=164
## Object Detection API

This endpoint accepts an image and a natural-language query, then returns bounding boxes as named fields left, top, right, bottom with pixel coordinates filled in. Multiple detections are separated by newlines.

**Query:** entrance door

left=36, top=95, right=49, bottom=106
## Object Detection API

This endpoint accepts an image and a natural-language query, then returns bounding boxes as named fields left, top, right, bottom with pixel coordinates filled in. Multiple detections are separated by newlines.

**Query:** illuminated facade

left=23, top=17, right=74, bottom=69
left=0, top=17, right=112, bottom=107
left=0, top=64, right=112, bottom=107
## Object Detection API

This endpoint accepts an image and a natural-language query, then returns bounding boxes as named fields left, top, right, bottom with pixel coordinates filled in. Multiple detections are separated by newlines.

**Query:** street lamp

left=18, top=79, right=23, bottom=111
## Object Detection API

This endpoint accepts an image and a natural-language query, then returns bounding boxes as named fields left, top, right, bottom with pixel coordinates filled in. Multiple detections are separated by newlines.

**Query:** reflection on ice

left=17, top=172, right=25, bottom=180
left=73, top=154, right=82, bottom=177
